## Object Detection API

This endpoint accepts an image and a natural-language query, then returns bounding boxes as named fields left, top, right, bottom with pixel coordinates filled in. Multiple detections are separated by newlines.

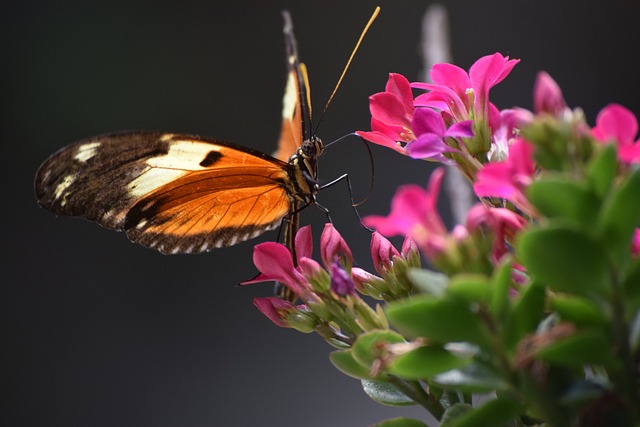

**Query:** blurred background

left=4, top=0, right=640, bottom=426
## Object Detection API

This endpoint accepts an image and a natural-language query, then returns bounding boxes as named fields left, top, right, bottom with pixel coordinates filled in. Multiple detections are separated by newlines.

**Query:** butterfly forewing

left=35, top=132, right=293, bottom=254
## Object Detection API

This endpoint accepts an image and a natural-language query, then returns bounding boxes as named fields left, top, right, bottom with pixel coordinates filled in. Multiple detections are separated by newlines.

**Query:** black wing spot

left=199, top=151, right=223, bottom=167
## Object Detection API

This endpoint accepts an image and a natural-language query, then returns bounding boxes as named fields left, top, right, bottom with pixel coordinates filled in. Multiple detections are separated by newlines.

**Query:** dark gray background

left=5, top=1, right=640, bottom=426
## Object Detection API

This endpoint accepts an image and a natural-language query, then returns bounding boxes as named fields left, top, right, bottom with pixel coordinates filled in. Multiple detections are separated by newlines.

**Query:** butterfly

left=35, top=11, right=326, bottom=257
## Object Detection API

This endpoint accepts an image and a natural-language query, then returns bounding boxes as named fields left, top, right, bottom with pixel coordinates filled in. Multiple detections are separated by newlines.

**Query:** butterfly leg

left=319, top=174, right=374, bottom=232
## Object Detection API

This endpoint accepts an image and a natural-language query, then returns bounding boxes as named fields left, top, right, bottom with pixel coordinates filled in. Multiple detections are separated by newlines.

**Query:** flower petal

left=445, top=120, right=475, bottom=139
left=295, top=225, right=313, bottom=261
left=407, top=133, right=454, bottom=160
left=356, top=130, right=408, bottom=155
left=254, top=297, right=297, bottom=327
left=593, top=103, right=639, bottom=146
left=245, top=242, right=308, bottom=295
left=430, top=62, right=470, bottom=100
left=369, top=92, right=411, bottom=126
left=469, top=53, right=519, bottom=95
left=385, top=73, right=414, bottom=115
left=412, top=107, right=446, bottom=136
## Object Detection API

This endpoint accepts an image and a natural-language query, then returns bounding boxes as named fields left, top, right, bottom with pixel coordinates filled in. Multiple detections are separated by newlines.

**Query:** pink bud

left=320, top=224, right=353, bottom=268
left=533, top=71, right=566, bottom=116
left=371, top=232, right=400, bottom=275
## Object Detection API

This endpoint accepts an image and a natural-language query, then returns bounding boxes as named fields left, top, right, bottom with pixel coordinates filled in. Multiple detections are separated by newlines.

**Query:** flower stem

left=609, top=266, right=640, bottom=420
left=388, top=376, right=444, bottom=419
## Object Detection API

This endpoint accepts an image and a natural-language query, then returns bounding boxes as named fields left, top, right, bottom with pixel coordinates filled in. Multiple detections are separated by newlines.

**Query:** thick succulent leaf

left=551, top=295, right=608, bottom=328
left=361, top=379, right=416, bottom=406
left=527, top=178, right=600, bottom=227
left=373, top=417, right=429, bottom=427
left=407, top=268, right=448, bottom=296
left=534, top=330, right=615, bottom=368
left=438, top=397, right=522, bottom=427
left=598, top=169, right=640, bottom=263
left=389, top=346, right=471, bottom=379
left=387, top=296, right=491, bottom=347
left=352, top=330, right=405, bottom=370
left=518, top=225, right=609, bottom=297
left=432, top=362, right=509, bottom=392
left=586, top=144, right=617, bottom=198
left=329, top=349, right=374, bottom=380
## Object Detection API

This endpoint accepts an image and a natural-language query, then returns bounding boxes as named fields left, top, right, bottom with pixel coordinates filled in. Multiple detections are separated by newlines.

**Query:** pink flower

left=242, top=241, right=312, bottom=299
left=364, top=168, right=448, bottom=258
left=406, top=107, right=474, bottom=161
left=592, top=103, right=640, bottom=164
left=356, top=73, right=414, bottom=155
left=253, top=297, right=317, bottom=332
left=632, top=229, right=640, bottom=257
left=487, top=108, right=533, bottom=162
left=533, top=71, right=567, bottom=116
left=253, top=297, right=299, bottom=327
left=466, top=204, right=528, bottom=263
left=413, top=53, right=519, bottom=136
left=473, top=139, right=536, bottom=214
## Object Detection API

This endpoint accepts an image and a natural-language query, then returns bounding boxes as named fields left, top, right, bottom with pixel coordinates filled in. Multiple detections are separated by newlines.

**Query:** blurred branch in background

left=420, top=4, right=473, bottom=225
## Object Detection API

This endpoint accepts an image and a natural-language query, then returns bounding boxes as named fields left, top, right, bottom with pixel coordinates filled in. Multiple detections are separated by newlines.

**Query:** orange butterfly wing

left=34, top=11, right=318, bottom=259
left=35, top=132, right=294, bottom=254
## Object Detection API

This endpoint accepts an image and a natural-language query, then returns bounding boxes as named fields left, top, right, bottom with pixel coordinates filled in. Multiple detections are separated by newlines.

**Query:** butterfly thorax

left=286, top=136, right=323, bottom=204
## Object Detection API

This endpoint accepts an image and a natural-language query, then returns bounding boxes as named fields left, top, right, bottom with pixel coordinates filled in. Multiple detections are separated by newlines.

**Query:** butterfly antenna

left=313, top=6, right=380, bottom=134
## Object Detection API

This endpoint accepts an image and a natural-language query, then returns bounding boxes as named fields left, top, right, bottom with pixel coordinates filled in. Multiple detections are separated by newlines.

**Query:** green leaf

left=587, top=144, right=617, bottom=198
left=440, top=403, right=473, bottom=427
left=598, top=169, right=640, bottom=263
left=551, top=295, right=608, bottom=328
left=535, top=330, right=615, bottom=367
left=504, top=281, right=546, bottom=349
left=518, top=225, right=609, bottom=297
left=432, top=362, right=509, bottom=392
left=527, top=178, right=600, bottom=227
left=623, top=258, right=640, bottom=307
left=489, top=258, right=514, bottom=323
left=389, top=346, right=471, bottom=379
left=361, top=379, right=415, bottom=406
left=352, top=330, right=405, bottom=370
left=439, top=397, right=523, bottom=427
left=373, top=417, right=428, bottom=427
left=448, top=274, right=491, bottom=304
left=329, top=350, right=373, bottom=380
left=407, top=268, right=448, bottom=296
left=387, top=296, right=491, bottom=347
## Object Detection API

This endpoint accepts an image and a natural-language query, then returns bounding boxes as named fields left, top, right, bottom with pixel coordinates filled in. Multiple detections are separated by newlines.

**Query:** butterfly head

left=300, top=136, right=323, bottom=159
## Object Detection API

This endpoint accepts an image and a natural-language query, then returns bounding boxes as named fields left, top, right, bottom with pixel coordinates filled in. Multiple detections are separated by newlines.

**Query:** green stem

left=609, top=267, right=640, bottom=420
left=388, top=376, right=445, bottom=419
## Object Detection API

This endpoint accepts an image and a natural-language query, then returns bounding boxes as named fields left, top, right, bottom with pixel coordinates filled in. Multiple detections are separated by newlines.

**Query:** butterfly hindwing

left=35, top=132, right=293, bottom=254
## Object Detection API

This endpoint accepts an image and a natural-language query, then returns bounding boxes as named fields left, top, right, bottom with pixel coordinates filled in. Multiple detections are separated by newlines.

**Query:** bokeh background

left=5, top=0, right=640, bottom=426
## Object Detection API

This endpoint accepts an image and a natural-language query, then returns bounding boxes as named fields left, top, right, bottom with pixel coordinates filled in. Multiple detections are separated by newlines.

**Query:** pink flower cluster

left=363, top=167, right=527, bottom=265
left=357, top=52, right=640, bottom=240
left=250, top=51, right=640, bottom=327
